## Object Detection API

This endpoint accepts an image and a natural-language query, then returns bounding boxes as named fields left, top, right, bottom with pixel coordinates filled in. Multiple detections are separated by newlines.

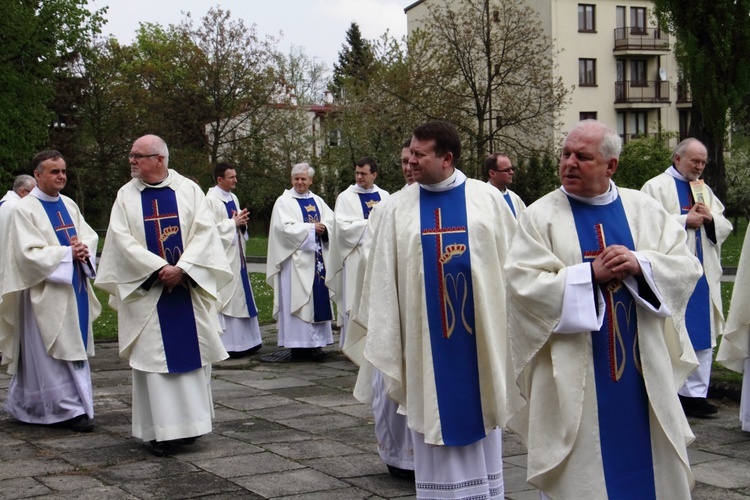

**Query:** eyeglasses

left=128, top=153, right=160, bottom=160
left=492, top=167, right=514, bottom=173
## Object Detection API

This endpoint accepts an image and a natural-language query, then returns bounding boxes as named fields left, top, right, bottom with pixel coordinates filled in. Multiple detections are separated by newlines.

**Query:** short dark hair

left=31, top=150, right=64, bottom=173
left=402, top=138, right=411, bottom=149
left=412, top=121, right=461, bottom=167
left=483, top=153, right=510, bottom=177
left=355, top=157, right=378, bottom=174
left=214, top=162, right=235, bottom=182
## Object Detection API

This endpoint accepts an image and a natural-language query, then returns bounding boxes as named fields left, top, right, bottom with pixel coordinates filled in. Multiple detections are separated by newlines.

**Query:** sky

left=87, top=0, right=413, bottom=71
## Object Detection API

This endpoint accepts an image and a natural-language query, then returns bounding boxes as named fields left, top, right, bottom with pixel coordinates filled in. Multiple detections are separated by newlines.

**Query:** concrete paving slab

left=0, top=458, right=74, bottom=481
left=692, top=457, right=750, bottom=489
left=0, top=477, right=51, bottom=499
left=119, top=471, right=244, bottom=499
left=240, top=377, right=316, bottom=391
left=193, top=450, right=304, bottom=478
left=247, top=401, right=334, bottom=421
left=277, top=412, right=364, bottom=433
left=295, top=393, right=359, bottom=408
left=37, top=474, right=109, bottom=492
left=262, top=438, right=363, bottom=460
left=230, top=468, right=350, bottom=498
left=217, top=394, right=293, bottom=412
left=91, top=458, right=197, bottom=483
left=300, top=452, right=389, bottom=477
left=344, top=474, right=417, bottom=498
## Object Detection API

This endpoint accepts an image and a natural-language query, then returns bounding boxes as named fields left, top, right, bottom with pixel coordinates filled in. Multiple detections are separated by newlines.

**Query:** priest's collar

left=351, top=184, right=379, bottom=194
left=665, top=165, right=688, bottom=181
left=561, top=179, right=619, bottom=205
left=30, top=186, right=59, bottom=202
left=289, top=188, right=313, bottom=199
left=420, top=168, right=466, bottom=192
left=486, top=180, right=508, bottom=195
left=135, top=169, right=175, bottom=191
left=211, top=185, right=233, bottom=201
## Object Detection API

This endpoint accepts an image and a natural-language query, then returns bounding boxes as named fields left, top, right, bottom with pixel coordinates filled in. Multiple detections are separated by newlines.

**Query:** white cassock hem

left=220, top=314, right=262, bottom=352
left=277, top=257, right=333, bottom=348
left=372, top=368, right=414, bottom=470
left=131, top=365, right=214, bottom=442
left=679, top=348, right=713, bottom=397
left=412, top=428, right=504, bottom=499
left=5, top=291, right=92, bottom=424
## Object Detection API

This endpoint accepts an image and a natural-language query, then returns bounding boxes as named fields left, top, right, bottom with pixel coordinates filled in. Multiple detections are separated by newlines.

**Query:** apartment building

left=405, top=0, right=690, bottom=146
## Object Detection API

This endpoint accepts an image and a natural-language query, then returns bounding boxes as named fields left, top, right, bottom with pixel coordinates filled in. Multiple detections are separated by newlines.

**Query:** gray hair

left=13, top=174, right=35, bottom=193
left=672, top=138, right=704, bottom=163
left=570, top=119, right=622, bottom=161
left=145, top=135, right=169, bottom=167
left=291, top=162, right=314, bottom=178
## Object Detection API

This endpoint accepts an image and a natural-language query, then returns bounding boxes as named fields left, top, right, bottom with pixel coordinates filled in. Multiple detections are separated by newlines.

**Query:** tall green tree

left=654, top=0, right=750, bottom=200
left=331, top=22, right=374, bottom=97
left=0, top=0, right=105, bottom=183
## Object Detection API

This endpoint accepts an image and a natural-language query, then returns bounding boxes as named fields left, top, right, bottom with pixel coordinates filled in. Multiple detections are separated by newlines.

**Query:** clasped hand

left=592, top=245, right=641, bottom=283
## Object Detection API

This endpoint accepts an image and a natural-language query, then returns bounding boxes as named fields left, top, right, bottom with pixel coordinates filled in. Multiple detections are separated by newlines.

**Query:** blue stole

left=141, top=187, right=201, bottom=373
left=674, top=178, right=711, bottom=350
left=295, top=197, right=332, bottom=322
left=356, top=191, right=381, bottom=219
left=0, top=200, right=5, bottom=207
left=223, top=199, right=258, bottom=318
left=502, top=192, right=517, bottom=217
left=39, top=198, right=89, bottom=349
left=419, top=183, right=483, bottom=446
left=569, top=195, right=656, bottom=500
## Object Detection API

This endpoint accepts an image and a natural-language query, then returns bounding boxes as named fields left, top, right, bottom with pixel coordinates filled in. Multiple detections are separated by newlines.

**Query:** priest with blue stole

left=362, top=121, right=518, bottom=498
left=506, top=120, right=702, bottom=499
left=205, top=163, right=262, bottom=357
left=0, top=151, right=100, bottom=432
left=95, top=135, right=232, bottom=457
left=484, top=153, right=526, bottom=218
left=642, top=138, right=732, bottom=418
left=266, top=163, right=334, bottom=360
left=326, top=157, right=389, bottom=348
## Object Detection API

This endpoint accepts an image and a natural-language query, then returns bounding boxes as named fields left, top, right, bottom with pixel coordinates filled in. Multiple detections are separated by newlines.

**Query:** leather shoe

left=679, top=395, right=718, bottom=418
left=387, top=465, right=415, bottom=480
left=50, top=414, right=94, bottom=432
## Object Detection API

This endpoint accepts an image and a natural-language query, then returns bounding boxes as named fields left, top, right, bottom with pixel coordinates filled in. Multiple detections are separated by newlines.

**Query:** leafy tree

left=406, top=0, right=571, bottom=177
left=331, top=22, right=374, bottom=97
left=615, top=134, right=674, bottom=190
left=512, top=152, right=558, bottom=205
left=653, top=0, right=750, bottom=200
left=725, top=131, right=750, bottom=227
left=0, top=0, right=105, bottom=184
left=274, top=45, right=329, bottom=105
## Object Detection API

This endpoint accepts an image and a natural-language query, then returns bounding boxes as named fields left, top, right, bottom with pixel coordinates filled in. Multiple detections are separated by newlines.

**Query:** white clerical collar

left=30, top=186, right=59, bottom=202
left=665, top=165, right=687, bottom=181
left=351, top=184, right=378, bottom=194
left=289, top=188, right=313, bottom=199
left=420, top=168, right=466, bottom=192
left=211, top=185, right=233, bottom=201
left=560, top=179, right=619, bottom=205
left=136, top=169, right=174, bottom=190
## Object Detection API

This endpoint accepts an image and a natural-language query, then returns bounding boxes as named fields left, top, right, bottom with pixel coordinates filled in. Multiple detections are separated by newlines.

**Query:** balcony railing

left=614, top=27, right=669, bottom=51
left=615, top=80, right=670, bottom=103
left=618, top=132, right=663, bottom=144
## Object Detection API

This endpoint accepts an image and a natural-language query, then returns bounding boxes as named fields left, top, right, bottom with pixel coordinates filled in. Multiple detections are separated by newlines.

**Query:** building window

left=631, top=7, right=646, bottom=34
left=579, top=59, right=596, bottom=86
left=631, top=59, right=647, bottom=86
left=580, top=112, right=597, bottom=121
left=328, top=128, right=341, bottom=146
left=578, top=4, right=595, bottom=32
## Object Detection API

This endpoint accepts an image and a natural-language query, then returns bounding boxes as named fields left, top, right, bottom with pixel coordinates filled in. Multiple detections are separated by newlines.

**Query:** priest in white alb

left=205, top=163, right=262, bottom=357
left=641, top=138, right=731, bottom=418
left=361, top=121, right=518, bottom=499
left=0, top=151, right=100, bottom=432
left=506, top=120, right=702, bottom=499
left=327, top=157, right=388, bottom=347
left=95, top=135, right=232, bottom=457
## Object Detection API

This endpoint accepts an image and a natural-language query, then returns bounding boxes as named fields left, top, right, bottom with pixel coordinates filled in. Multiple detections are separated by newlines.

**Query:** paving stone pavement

left=0, top=324, right=747, bottom=499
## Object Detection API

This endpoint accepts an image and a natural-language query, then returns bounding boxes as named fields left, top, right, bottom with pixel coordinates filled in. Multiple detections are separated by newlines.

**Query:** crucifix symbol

left=54, top=212, right=76, bottom=244
left=144, top=199, right=179, bottom=258
left=583, top=223, right=627, bottom=381
left=421, top=208, right=467, bottom=338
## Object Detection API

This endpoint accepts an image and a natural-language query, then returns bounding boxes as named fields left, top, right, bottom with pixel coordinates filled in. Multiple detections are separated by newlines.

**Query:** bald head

left=129, top=135, right=169, bottom=183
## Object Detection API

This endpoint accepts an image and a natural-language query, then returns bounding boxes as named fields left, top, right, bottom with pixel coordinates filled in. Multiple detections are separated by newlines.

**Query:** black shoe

left=149, top=440, right=173, bottom=457
left=50, top=414, right=94, bottom=432
left=228, top=344, right=263, bottom=358
left=308, top=347, right=329, bottom=361
left=679, top=395, right=718, bottom=418
left=177, top=436, right=199, bottom=445
left=387, top=465, right=415, bottom=480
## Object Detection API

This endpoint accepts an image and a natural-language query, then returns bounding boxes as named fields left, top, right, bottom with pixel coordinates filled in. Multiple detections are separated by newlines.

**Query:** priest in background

left=506, top=120, right=702, bottom=499
left=485, top=153, right=525, bottom=218
left=327, top=157, right=388, bottom=347
left=266, top=163, right=334, bottom=361
left=205, top=163, right=262, bottom=357
left=0, top=150, right=100, bottom=432
left=361, top=121, right=518, bottom=498
left=95, top=134, right=232, bottom=456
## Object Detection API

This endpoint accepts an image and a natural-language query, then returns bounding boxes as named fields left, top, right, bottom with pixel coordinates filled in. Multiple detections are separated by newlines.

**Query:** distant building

left=405, top=0, right=691, bottom=146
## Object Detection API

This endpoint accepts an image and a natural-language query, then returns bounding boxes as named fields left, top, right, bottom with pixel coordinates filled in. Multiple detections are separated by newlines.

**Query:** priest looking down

left=506, top=120, right=702, bottom=499
left=266, top=163, right=334, bottom=361
left=205, top=163, right=262, bottom=358
left=326, top=157, right=389, bottom=348
left=642, top=138, right=732, bottom=418
left=0, top=150, right=100, bottom=432
left=95, top=135, right=232, bottom=457
left=360, top=121, right=518, bottom=499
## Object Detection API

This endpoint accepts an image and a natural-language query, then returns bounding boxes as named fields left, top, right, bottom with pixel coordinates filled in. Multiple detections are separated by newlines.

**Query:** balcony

left=618, top=132, right=666, bottom=145
left=676, top=81, right=692, bottom=107
left=615, top=80, right=670, bottom=106
left=613, top=27, right=670, bottom=54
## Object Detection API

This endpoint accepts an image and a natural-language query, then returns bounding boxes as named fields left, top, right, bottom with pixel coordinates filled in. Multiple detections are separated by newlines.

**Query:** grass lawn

left=722, top=216, right=748, bottom=268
